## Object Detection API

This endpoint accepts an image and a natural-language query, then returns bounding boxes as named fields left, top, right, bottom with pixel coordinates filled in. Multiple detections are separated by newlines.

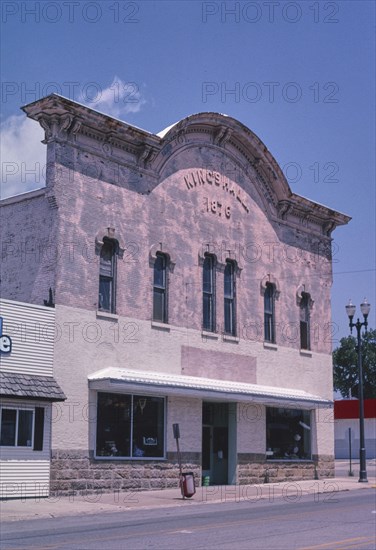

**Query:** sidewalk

left=1, top=461, right=375, bottom=523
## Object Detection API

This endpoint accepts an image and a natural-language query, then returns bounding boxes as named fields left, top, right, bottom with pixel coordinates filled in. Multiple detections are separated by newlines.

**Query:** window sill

left=96, top=310, right=119, bottom=321
left=222, top=333, right=239, bottom=343
left=0, top=445, right=33, bottom=450
left=266, top=458, right=313, bottom=463
left=201, top=330, right=219, bottom=339
left=151, top=321, right=171, bottom=331
left=300, top=349, right=312, bottom=357
left=94, top=455, right=167, bottom=461
left=263, top=342, right=278, bottom=350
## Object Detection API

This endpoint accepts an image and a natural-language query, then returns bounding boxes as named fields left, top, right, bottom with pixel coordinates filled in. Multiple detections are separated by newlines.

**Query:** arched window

left=153, top=252, right=168, bottom=323
left=300, top=292, right=311, bottom=350
left=203, top=254, right=216, bottom=332
left=224, top=260, right=236, bottom=336
left=98, top=238, right=117, bottom=313
left=264, top=283, right=275, bottom=343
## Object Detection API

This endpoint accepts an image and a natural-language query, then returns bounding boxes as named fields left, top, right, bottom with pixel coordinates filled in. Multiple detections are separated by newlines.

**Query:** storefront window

left=132, top=396, right=164, bottom=458
left=266, top=407, right=311, bottom=460
left=96, top=393, right=131, bottom=457
left=96, top=392, right=165, bottom=459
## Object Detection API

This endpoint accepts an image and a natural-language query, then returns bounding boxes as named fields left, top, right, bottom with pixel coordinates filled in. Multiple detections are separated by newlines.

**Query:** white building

left=0, top=299, right=65, bottom=498
left=334, top=399, right=376, bottom=459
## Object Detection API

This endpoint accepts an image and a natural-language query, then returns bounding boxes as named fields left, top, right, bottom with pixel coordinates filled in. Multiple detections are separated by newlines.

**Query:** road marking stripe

left=337, top=539, right=376, bottom=549
left=300, top=536, right=374, bottom=550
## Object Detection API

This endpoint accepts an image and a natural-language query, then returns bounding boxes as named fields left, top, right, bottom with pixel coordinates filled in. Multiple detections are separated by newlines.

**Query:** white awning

left=88, top=368, right=332, bottom=408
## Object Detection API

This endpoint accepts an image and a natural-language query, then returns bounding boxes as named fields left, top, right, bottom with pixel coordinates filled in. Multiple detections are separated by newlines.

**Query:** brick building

left=0, top=94, right=351, bottom=495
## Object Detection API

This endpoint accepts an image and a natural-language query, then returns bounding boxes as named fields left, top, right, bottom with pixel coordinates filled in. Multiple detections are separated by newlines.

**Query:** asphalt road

left=1, top=489, right=375, bottom=550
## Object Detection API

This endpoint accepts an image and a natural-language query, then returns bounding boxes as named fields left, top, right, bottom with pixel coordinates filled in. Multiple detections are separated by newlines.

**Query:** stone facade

left=0, top=94, right=350, bottom=495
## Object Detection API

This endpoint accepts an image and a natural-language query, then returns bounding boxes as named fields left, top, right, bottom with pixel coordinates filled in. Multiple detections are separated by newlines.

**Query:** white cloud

left=0, top=115, right=46, bottom=200
left=79, top=76, right=146, bottom=120
left=0, top=76, right=145, bottom=200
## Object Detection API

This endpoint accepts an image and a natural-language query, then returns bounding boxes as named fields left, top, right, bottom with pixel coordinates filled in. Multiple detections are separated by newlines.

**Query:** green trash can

left=202, top=475, right=210, bottom=487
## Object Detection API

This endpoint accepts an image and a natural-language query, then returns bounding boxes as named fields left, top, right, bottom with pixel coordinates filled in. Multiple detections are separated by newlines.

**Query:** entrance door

left=212, top=425, right=228, bottom=484
left=202, top=403, right=229, bottom=485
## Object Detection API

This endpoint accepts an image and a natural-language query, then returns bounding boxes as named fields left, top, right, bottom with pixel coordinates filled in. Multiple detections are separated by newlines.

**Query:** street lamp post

left=345, top=298, right=371, bottom=483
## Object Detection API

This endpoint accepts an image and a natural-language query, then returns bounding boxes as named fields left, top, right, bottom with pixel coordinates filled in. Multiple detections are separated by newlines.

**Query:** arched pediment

left=151, top=112, right=292, bottom=219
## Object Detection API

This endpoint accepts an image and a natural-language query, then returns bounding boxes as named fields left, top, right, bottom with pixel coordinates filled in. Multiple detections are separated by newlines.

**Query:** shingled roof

left=0, top=372, right=66, bottom=402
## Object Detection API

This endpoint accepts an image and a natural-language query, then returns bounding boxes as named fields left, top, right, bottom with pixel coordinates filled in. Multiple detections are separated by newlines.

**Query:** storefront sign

left=0, top=317, right=12, bottom=354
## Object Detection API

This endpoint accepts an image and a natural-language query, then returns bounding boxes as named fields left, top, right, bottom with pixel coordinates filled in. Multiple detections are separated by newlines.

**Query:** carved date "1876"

left=205, top=197, right=231, bottom=219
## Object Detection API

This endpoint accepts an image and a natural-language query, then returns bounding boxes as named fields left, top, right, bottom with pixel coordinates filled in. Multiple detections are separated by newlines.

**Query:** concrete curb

left=1, top=472, right=375, bottom=522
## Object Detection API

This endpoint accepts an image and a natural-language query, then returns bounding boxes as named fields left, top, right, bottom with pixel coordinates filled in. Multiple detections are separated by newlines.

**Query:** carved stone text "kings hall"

left=183, top=169, right=249, bottom=213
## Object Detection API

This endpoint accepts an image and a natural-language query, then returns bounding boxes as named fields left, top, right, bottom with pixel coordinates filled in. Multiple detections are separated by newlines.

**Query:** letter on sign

left=0, top=317, right=12, bottom=354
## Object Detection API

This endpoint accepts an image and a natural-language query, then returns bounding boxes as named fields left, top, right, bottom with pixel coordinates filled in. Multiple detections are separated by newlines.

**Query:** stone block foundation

left=50, top=450, right=335, bottom=496
left=50, top=450, right=201, bottom=496
left=237, top=453, right=335, bottom=485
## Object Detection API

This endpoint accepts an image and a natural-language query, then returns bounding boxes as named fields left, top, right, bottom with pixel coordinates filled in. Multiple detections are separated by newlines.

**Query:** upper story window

left=300, top=292, right=311, bottom=350
left=203, top=254, right=216, bottom=332
left=264, top=283, right=275, bottom=343
left=153, top=252, right=168, bottom=323
left=224, top=260, right=236, bottom=336
left=98, top=238, right=117, bottom=313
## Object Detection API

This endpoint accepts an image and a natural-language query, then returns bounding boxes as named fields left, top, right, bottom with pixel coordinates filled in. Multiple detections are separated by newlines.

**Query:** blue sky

left=1, top=0, right=375, bottom=341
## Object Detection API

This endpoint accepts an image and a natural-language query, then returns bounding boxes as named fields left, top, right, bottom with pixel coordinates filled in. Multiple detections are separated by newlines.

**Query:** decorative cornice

left=277, top=200, right=292, bottom=220
left=38, top=115, right=53, bottom=141
left=138, top=143, right=158, bottom=168
left=277, top=196, right=350, bottom=237
left=214, top=126, right=232, bottom=147
left=36, top=113, right=82, bottom=143
left=21, top=94, right=351, bottom=237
